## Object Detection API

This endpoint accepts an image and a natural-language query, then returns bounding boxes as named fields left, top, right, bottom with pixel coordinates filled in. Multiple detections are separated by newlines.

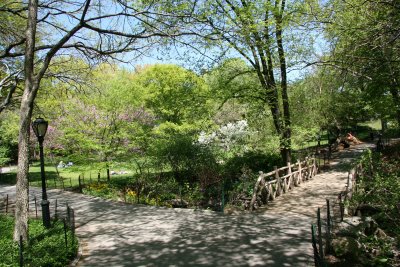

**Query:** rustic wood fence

left=249, top=157, right=318, bottom=210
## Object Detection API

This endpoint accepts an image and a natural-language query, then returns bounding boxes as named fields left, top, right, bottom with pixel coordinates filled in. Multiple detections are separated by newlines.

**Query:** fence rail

left=250, top=157, right=318, bottom=210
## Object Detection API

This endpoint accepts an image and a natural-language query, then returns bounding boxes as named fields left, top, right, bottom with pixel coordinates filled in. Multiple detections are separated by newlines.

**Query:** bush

left=222, top=151, right=281, bottom=207
left=224, top=150, right=282, bottom=180
left=0, top=146, right=10, bottom=166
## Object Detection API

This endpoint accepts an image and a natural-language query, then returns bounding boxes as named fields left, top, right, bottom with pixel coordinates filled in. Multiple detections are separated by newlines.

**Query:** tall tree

left=136, top=64, right=211, bottom=125
left=0, top=0, right=25, bottom=112
left=160, top=0, right=309, bottom=162
left=1, top=0, right=196, bottom=241
left=202, top=0, right=295, bottom=162
left=323, top=0, right=400, bottom=125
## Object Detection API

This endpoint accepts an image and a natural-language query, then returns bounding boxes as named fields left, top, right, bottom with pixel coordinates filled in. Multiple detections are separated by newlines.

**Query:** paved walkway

left=0, top=143, right=373, bottom=267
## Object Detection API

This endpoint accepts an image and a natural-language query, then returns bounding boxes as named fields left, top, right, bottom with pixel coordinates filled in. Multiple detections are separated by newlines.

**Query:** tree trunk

left=14, top=0, right=38, bottom=242
left=275, top=0, right=292, bottom=164
left=14, top=97, right=34, bottom=241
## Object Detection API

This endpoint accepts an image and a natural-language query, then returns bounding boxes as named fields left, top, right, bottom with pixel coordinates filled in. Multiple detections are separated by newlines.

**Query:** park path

left=0, top=143, right=373, bottom=267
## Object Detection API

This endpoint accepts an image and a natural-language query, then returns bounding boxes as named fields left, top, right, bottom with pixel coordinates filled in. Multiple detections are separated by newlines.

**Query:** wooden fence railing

left=250, top=157, right=318, bottom=210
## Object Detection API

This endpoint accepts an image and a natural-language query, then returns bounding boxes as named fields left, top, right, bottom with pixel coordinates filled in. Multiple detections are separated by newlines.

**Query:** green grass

left=358, top=119, right=382, bottom=130
left=0, top=215, right=78, bottom=267
left=0, top=162, right=136, bottom=189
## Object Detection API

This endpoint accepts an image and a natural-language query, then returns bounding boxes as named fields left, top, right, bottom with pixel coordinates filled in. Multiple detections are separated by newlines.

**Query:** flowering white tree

left=198, top=120, right=250, bottom=156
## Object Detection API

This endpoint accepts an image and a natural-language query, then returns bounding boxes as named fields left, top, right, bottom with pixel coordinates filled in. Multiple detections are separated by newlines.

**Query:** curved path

left=0, top=143, right=373, bottom=267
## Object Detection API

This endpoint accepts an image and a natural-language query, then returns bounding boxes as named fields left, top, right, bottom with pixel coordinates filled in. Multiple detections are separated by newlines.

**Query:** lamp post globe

left=32, top=117, right=51, bottom=228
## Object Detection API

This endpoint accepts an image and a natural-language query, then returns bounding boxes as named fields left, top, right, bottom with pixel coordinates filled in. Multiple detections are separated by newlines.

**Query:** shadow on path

left=0, top=143, right=374, bottom=267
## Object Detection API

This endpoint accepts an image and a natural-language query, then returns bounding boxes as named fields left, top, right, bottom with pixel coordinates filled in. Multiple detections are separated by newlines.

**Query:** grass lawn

left=0, top=215, right=78, bottom=267
left=0, top=162, right=135, bottom=189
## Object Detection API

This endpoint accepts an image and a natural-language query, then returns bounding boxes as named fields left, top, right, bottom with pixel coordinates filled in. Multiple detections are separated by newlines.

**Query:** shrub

left=224, top=150, right=282, bottom=181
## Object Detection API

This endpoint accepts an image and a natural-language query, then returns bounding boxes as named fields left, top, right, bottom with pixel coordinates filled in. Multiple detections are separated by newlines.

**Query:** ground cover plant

left=330, top=143, right=400, bottom=266
left=0, top=215, right=78, bottom=267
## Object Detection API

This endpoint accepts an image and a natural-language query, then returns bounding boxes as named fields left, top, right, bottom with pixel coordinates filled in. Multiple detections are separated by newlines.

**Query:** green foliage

left=148, top=122, right=199, bottom=177
left=0, top=110, right=19, bottom=164
left=83, top=182, right=120, bottom=200
left=323, top=0, right=400, bottom=125
left=223, top=151, right=282, bottom=205
left=224, top=151, right=282, bottom=180
left=348, top=146, right=400, bottom=266
left=353, top=149, right=400, bottom=225
left=137, top=64, right=211, bottom=124
left=0, top=146, right=10, bottom=166
left=0, top=215, right=78, bottom=267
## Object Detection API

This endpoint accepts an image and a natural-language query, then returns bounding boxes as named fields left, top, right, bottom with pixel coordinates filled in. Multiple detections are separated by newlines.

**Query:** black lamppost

left=32, top=117, right=51, bottom=228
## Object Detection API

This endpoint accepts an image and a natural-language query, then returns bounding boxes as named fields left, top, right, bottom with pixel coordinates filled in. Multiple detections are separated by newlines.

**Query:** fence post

left=67, top=204, right=71, bottom=227
left=34, top=196, right=38, bottom=218
left=55, top=199, right=58, bottom=219
left=339, top=194, right=344, bottom=222
left=63, top=219, right=68, bottom=250
left=326, top=199, right=331, bottom=254
left=71, top=208, right=75, bottom=234
left=6, top=194, right=8, bottom=214
left=297, top=160, right=302, bottom=183
left=287, top=162, right=292, bottom=190
left=250, top=173, right=263, bottom=210
left=313, top=157, right=317, bottom=176
left=274, top=166, right=281, bottom=196
left=78, top=176, right=82, bottom=193
left=347, top=172, right=353, bottom=200
left=221, top=179, right=225, bottom=213
left=98, top=172, right=100, bottom=183
left=317, top=207, right=324, bottom=259
left=311, top=224, right=320, bottom=267
left=305, top=157, right=310, bottom=180
left=19, top=235, right=23, bottom=267
left=107, top=168, right=110, bottom=182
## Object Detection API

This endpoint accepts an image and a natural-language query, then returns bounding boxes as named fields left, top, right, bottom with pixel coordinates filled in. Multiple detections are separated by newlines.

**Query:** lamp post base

left=41, top=200, right=51, bottom=228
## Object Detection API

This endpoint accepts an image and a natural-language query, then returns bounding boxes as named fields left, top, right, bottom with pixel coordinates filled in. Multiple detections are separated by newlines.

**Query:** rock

left=331, top=236, right=363, bottom=261
left=375, top=228, right=387, bottom=239
left=224, top=205, right=243, bottom=215
left=336, top=216, right=380, bottom=238
left=371, top=248, right=381, bottom=257
left=362, top=217, right=378, bottom=236
left=336, top=216, right=363, bottom=237
left=324, top=254, right=341, bottom=265
left=168, top=199, right=188, bottom=208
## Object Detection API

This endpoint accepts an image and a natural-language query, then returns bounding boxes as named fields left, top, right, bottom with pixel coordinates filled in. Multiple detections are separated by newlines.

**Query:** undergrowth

left=0, top=215, right=78, bottom=267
